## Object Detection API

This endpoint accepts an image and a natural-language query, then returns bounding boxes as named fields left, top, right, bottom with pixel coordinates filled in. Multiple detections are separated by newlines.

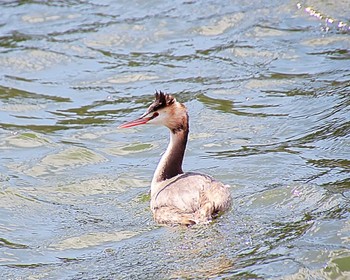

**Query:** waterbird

left=119, top=91, right=232, bottom=226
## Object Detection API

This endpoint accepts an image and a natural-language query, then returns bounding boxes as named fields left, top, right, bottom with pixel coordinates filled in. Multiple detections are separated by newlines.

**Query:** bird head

left=119, top=91, right=188, bottom=132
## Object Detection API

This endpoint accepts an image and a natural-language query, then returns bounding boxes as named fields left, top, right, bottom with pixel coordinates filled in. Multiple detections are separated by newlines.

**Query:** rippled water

left=1, top=0, right=349, bottom=279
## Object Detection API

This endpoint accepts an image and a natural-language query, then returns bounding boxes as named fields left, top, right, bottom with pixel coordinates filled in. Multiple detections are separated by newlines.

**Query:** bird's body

left=119, top=91, right=231, bottom=226
left=151, top=172, right=231, bottom=225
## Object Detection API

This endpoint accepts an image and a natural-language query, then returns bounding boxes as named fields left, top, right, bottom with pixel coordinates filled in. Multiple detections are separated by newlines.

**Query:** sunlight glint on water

left=0, top=0, right=349, bottom=279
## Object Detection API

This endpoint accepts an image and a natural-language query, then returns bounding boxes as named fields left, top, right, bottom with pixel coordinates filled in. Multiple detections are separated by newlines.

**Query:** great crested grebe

left=119, top=91, right=232, bottom=226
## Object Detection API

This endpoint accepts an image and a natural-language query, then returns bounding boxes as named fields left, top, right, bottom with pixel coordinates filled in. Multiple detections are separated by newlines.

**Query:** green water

left=1, top=0, right=349, bottom=279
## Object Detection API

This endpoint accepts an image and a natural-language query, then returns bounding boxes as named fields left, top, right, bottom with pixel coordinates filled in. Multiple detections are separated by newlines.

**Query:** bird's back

left=151, top=172, right=231, bottom=225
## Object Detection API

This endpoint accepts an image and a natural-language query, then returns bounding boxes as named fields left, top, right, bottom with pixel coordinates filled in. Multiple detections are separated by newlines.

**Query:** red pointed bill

left=118, top=117, right=151, bottom=128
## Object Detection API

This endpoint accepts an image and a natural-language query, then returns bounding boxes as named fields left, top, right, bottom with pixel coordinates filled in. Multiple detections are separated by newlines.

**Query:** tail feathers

left=153, top=206, right=197, bottom=226
left=205, top=182, right=232, bottom=212
left=152, top=203, right=216, bottom=226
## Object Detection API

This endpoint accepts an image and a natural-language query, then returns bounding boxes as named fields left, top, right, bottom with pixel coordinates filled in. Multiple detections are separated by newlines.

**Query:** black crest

left=148, top=91, right=175, bottom=112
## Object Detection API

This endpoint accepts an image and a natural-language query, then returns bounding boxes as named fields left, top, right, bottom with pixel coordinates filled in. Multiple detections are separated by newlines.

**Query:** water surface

left=1, top=0, right=349, bottom=279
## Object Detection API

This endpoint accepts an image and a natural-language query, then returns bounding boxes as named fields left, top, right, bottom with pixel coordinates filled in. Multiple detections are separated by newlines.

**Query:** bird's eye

left=151, top=112, right=159, bottom=119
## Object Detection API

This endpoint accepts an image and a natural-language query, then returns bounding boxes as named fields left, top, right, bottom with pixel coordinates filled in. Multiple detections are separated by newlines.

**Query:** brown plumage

left=119, top=91, right=232, bottom=226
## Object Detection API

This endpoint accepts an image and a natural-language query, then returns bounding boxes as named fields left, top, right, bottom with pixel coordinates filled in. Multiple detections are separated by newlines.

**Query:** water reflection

left=199, top=93, right=287, bottom=117
left=1, top=0, right=349, bottom=279
left=0, top=85, right=70, bottom=102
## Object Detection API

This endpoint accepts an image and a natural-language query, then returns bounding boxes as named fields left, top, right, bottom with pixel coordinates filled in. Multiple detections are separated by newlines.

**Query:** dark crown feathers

left=149, top=91, right=175, bottom=112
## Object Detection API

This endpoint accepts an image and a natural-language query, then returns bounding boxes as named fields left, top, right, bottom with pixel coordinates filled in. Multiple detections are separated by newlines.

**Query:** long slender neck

left=151, top=126, right=189, bottom=188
